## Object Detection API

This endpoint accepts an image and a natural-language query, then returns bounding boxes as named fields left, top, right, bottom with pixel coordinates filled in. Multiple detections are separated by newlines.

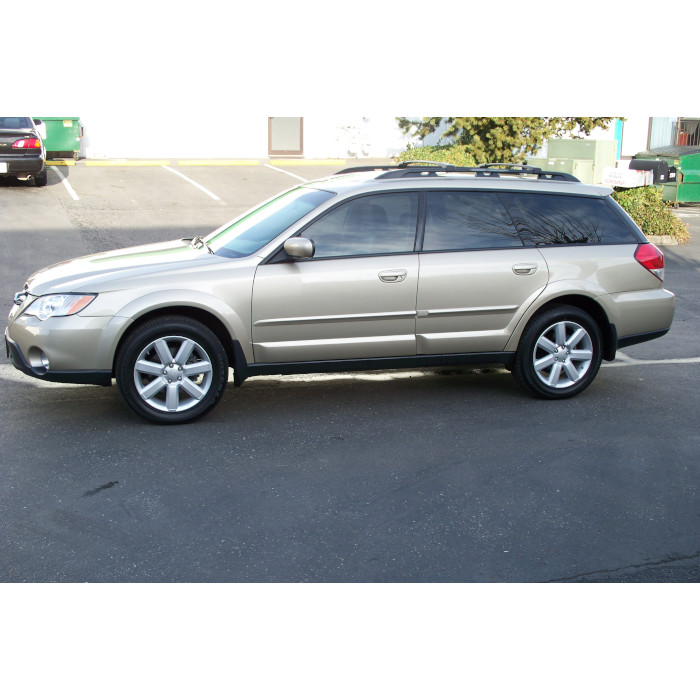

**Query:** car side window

left=422, top=191, right=523, bottom=251
left=499, top=192, right=640, bottom=245
left=301, top=192, right=418, bottom=258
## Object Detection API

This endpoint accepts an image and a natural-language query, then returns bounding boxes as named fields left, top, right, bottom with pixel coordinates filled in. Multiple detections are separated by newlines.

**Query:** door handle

left=379, top=269, right=407, bottom=283
left=512, top=263, right=538, bottom=275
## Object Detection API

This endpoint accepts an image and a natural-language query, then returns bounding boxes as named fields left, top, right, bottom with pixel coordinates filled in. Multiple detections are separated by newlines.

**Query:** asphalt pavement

left=1, top=162, right=699, bottom=582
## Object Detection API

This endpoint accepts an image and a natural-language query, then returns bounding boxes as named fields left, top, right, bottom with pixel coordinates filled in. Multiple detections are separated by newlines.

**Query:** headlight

left=23, top=294, right=96, bottom=321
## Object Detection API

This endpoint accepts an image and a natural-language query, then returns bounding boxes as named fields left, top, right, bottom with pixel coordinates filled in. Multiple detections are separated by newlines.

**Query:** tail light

left=635, top=243, right=665, bottom=281
left=12, top=138, right=42, bottom=149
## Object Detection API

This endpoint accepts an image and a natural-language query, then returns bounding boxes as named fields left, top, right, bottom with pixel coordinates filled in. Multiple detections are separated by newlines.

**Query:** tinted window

left=423, top=191, right=522, bottom=251
left=0, top=117, right=34, bottom=129
left=302, top=192, right=418, bottom=258
left=500, top=193, right=639, bottom=245
left=210, top=187, right=335, bottom=259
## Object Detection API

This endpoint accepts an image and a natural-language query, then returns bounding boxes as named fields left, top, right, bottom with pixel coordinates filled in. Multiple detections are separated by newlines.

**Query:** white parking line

left=50, top=166, right=79, bottom=201
left=264, top=163, right=308, bottom=182
left=161, top=165, right=222, bottom=201
left=603, top=352, right=700, bottom=367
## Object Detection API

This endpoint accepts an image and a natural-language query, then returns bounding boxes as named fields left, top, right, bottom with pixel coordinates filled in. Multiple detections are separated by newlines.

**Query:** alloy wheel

left=532, top=320, right=593, bottom=389
left=133, top=335, right=214, bottom=413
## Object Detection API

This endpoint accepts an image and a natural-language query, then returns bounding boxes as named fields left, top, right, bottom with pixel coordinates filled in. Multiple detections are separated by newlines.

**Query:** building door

left=268, top=117, right=303, bottom=157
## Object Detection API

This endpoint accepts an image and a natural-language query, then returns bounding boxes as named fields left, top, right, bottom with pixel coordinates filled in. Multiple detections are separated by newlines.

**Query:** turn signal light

left=635, top=243, right=665, bottom=281
left=12, top=138, right=42, bottom=149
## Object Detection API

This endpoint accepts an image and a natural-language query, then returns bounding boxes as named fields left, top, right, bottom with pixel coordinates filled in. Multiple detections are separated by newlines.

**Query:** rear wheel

left=34, top=169, right=48, bottom=187
left=512, top=305, right=603, bottom=399
left=116, top=316, right=228, bottom=424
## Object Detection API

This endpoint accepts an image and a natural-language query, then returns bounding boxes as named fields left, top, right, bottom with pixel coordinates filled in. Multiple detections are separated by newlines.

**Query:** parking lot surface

left=1, top=162, right=699, bottom=582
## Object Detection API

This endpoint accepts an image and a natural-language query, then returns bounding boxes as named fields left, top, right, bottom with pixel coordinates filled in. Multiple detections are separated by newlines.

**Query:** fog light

left=28, top=347, right=50, bottom=374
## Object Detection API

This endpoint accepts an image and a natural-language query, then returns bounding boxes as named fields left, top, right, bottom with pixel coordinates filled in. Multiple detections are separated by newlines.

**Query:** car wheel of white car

left=116, top=316, right=228, bottom=424
left=513, top=305, right=603, bottom=399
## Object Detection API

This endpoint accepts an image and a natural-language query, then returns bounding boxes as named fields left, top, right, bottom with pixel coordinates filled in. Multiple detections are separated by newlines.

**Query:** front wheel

left=512, top=305, right=603, bottom=399
left=116, top=316, right=228, bottom=424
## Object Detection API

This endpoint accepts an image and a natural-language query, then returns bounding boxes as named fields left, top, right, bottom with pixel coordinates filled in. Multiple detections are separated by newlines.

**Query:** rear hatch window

left=500, top=193, right=641, bottom=245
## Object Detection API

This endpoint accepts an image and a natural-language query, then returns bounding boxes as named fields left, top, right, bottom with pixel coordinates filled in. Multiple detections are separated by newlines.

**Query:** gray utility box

left=526, top=157, right=594, bottom=184
left=546, top=139, right=617, bottom=185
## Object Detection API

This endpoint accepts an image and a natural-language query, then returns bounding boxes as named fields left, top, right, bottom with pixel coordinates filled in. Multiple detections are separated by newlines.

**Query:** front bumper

left=4, top=307, right=131, bottom=386
left=5, top=329, right=112, bottom=385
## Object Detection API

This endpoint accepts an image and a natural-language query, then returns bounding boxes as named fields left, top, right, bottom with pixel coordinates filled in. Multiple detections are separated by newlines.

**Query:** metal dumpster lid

left=635, top=145, right=700, bottom=158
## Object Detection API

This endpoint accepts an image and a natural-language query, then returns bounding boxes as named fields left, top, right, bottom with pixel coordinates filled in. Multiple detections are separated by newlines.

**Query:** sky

left=15, top=0, right=696, bottom=118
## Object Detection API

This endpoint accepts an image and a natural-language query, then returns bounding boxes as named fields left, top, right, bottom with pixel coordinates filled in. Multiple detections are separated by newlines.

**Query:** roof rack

left=335, top=160, right=580, bottom=183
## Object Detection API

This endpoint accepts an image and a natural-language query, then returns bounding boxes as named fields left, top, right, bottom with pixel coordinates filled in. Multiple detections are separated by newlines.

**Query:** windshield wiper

left=186, top=236, right=214, bottom=254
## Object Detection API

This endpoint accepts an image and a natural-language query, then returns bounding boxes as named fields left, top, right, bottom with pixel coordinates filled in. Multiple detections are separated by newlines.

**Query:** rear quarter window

left=499, top=192, right=641, bottom=245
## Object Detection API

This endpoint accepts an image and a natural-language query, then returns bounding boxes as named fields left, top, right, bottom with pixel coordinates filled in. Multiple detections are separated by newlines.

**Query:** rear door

left=252, top=191, right=420, bottom=363
left=416, top=190, right=549, bottom=354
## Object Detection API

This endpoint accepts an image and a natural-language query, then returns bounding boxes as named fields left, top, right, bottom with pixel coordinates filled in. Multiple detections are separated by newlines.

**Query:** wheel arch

left=508, top=293, right=616, bottom=361
left=111, top=305, right=248, bottom=381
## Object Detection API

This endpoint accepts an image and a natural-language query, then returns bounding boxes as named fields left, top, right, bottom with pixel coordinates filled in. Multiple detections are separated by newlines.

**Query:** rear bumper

left=5, top=329, right=112, bottom=385
left=0, top=154, right=45, bottom=176
left=599, top=287, right=675, bottom=339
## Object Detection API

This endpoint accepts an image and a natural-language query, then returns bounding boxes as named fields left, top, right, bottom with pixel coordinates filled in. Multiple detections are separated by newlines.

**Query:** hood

left=27, top=239, right=212, bottom=295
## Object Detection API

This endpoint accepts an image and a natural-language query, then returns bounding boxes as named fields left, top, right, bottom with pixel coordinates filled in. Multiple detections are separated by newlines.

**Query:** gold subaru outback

left=5, top=163, right=675, bottom=424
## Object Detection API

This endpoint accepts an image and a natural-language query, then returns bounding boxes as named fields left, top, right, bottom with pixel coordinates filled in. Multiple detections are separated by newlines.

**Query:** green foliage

left=612, top=186, right=690, bottom=243
left=397, top=117, right=618, bottom=164
left=395, top=143, right=477, bottom=167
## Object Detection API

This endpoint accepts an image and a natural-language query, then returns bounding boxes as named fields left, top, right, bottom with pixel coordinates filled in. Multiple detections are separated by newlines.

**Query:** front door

left=251, top=192, right=420, bottom=363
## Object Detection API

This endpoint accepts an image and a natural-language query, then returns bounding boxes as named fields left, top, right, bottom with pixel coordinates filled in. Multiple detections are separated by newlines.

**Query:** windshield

left=208, top=187, right=336, bottom=259
left=0, top=117, right=34, bottom=130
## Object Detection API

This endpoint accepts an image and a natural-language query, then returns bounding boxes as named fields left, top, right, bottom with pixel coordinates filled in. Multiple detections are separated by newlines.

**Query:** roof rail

left=334, top=161, right=580, bottom=182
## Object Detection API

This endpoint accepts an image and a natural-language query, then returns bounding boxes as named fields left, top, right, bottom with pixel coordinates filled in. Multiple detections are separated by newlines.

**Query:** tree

left=397, top=117, right=618, bottom=164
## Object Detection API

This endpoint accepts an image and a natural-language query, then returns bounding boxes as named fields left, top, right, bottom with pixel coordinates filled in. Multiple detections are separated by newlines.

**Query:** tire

left=34, top=169, right=48, bottom=187
left=512, top=305, right=603, bottom=400
left=116, top=315, right=228, bottom=424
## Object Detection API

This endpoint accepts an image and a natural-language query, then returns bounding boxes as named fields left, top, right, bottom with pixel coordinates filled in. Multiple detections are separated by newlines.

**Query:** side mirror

left=284, top=237, right=315, bottom=259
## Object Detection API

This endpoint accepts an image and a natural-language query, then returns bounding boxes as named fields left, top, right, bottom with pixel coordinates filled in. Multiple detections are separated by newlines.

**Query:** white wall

left=76, top=114, right=654, bottom=161
left=80, top=112, right=270, bottom=159
left=78, top=114, right=411, bottom=160
left=303, top=117, right=411, bottom=159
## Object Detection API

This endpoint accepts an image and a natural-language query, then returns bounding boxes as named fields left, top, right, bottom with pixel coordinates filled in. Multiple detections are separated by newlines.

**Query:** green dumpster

left=633, top=146, right=700, bottom=203
left=34, top=117, right=82, bottom=159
